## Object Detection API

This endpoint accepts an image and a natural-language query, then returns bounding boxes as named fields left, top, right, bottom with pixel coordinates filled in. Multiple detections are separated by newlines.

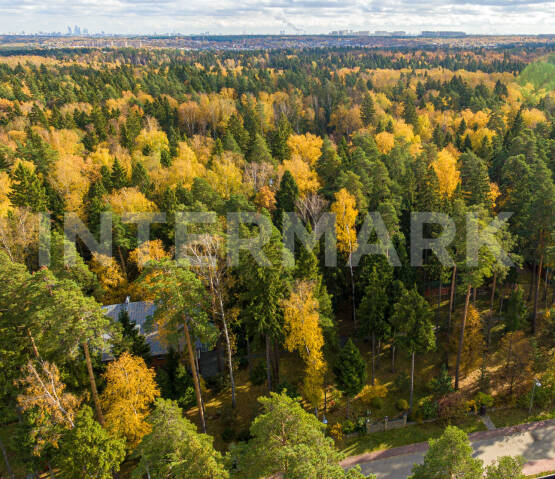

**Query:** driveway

left=342, top=419, right=555, bottom=479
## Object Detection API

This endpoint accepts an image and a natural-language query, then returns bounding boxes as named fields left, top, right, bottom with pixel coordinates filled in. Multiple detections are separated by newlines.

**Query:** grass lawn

left=488, top=407, right=555, bottom=428
left=527, top=471, right=555, bottom=478
left=339, top=416, right=486, bottom=457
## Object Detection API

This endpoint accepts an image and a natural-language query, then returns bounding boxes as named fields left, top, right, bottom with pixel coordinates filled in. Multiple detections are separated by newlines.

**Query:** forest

left=0, top=44, right=554, bottom=478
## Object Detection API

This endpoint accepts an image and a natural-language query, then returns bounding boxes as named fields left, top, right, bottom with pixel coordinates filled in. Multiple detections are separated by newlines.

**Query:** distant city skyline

left=0, top=0, right=554, bottom=36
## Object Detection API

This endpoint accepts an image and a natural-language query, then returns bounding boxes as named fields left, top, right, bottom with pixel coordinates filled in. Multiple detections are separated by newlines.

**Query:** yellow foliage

left=107, top=187, right=156, bottom=215
left=254, top=185, right=276, bottom=212
left=522, top=108, right=547, bottom=127
left=17, top=361, right=82, bottom=454
left=331, top=188, right=358, bottom=255
left=153, top=141, right=205, bottom=190
left=0, top=172, right=11, bottom=217
left=467, top=127, right=495, bottom=151
left=47, top=128, right=83, bottom=157
left=451, top=305, right=484, bottom=377
left=375, top=131, right=395, bottom=154
left=49, top=154, right=90, bottom=213
left=416, top=113, right=432, bottom=141
left=102, top=353, right=160, bottom=448
left=129, top=240, right=169, bottom=271
left=90, top=253, right=127, bottom=302
left=329, top=423, right=343, bottom=441
left=356, top=381, right=388, bottom=407
left=282, top=280, right=326, bottom=408
left=393, top=119, right=415, bottom=143
left=287, top=133, right=323, bottom=165
left=432, top=148, right=460, bottom=198
left=135, top=127, right=169, bottom=169
left=489, top=182, right=501, bottom=208
left=205, top=154, right=246, bottom=199
left=456, top=109, right=489, bottom=130
left=278, top=156, right=320, bottom=197
left=88, top=147, right=115, bottom=170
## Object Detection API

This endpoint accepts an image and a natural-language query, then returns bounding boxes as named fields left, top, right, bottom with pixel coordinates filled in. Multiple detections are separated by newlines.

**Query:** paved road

left=343, top=420, right=555, bottom=479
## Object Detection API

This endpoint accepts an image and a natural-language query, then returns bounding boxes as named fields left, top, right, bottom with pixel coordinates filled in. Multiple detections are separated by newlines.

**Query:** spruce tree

left=273, top=170, right=299, bottom=230
left=333, top=339, right=366, bottom=417
left=361, top=93, right=375, bottom=126
left=111, top=158, right=127, bottom=190
left=247, top=133, right=273, bottom=164
left=8, top=162, right=48, bottom=212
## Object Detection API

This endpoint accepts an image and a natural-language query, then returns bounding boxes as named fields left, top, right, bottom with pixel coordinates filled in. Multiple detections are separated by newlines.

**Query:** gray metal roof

left=102, top=300, right=168, bottom=357
left=102, top=298, right=213, bottom=358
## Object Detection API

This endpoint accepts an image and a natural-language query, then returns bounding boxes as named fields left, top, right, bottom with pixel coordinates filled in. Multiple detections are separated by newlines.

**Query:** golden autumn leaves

left=282, top=280, right=326, bottom=409
left=17, top=352, right=160, bottom=453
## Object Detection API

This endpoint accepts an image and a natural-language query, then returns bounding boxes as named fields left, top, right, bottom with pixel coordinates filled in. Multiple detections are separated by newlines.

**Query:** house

left=102, top=297, right=221, bottom=377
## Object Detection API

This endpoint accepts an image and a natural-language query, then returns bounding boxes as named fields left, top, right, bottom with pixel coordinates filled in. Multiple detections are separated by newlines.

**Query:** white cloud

left=0, top=0, right=554, bottom=34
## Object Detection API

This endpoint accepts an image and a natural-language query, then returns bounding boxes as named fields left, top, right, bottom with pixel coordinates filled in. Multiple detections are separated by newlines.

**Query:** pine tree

left=333, top=339, right=366, bottom=417
left=403, top=96, right=418, bottom=126
left=130, top=161, right=151, bottom=194
left=8, top=162, right=48, bottom=212
left=391, top=287, right=435, bottom=411
left=409, top=426, right=483, bottom=479
left=111, top=158, right=127, bottom=190
left=55, top=406, right=126, bottom=479
left=268, top=115, right=292, bottom=162
left=360, top=93, right=375, bottom=126
left=273, top=170, right=299, bottom=230
left=132, top=399, right=229, bottom=479
left=248, top=133, right=274, bottom=164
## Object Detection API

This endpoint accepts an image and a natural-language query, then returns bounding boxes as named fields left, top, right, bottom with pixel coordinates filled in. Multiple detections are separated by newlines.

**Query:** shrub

left=370, top=397, right=384, bottom=410
left=396, top=398, right=409, bottom=411
left=418, top=397, right=439, bottom=419
left=342, top=419, right=355, bottom=434
left=466, top=399, right=478, bottom=414
left=438, top=391, right=467, bottom=423
left=476, top=392, right=494, bottom=408
left=329, top=423, right=343, bottom=441
left=356, top=381, right=388, bottom=408
left=430, top=364, right=454, bottom=397
left=249, top=361, right=267, bottom=386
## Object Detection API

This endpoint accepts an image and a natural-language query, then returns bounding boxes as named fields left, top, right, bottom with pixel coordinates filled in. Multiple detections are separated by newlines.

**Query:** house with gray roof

left=102, top=297, right=221, bottom=377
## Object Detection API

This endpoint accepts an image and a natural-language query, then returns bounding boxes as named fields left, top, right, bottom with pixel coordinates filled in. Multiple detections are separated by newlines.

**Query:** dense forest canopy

left=0, top=44, right=553, bottom=479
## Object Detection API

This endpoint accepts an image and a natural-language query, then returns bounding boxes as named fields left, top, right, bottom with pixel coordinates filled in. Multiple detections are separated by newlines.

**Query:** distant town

left=0, top=30, right=553, bottom=51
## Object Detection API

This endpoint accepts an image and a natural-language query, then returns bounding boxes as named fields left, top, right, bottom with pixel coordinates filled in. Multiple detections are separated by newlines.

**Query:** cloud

left=0, top=0, right=553, bottom=34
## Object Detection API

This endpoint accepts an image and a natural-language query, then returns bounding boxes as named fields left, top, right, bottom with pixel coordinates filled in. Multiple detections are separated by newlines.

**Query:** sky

left=0, top=0, right=554, bottom=35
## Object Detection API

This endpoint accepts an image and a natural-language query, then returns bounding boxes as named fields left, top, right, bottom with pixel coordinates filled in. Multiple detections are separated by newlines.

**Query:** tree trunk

left=265, top=334, right=273, bottom=392
left=349, top=259, right=356, bottom=328
left=436, top=268, right=443, bottom=331
left=117, top=245, right=128, bottom=279
left=532, top=253, right=543, bottom=335
left=528, top=260, right=536, bottom=301
left=371, top=332, right=376, bottom=386
left=83, top=341, right=104, bottom=426
left=454, top=285, right=472, bottom=390
left=544, top=268, right=549, bottom=309
left=272, top=341, right=280, bottom=386
left=391, top=343, right=396, bottom=373
left=246, top=334, right=252, bottom=376
left=409, top=351, right=415, bottom=412
left=183, top=319, right=206, bottom=433
left=220, top=306, right=236, bottom=408
left=0, top=436, right=14, bottom=479
left=487, top=271, right=497, bottom=348
left=447, top=266, right=457, bottom=332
